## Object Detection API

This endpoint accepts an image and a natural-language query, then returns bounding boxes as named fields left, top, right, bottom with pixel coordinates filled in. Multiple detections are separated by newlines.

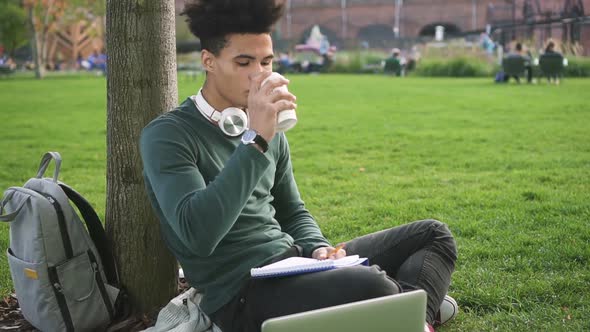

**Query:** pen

left=327, top=243, right=345, bottom=258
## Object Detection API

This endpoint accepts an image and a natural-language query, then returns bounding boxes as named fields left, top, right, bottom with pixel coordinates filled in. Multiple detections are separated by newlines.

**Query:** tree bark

left=28, top=6, right=45, bottom=79
left=105, top=0, right=178, bottom=313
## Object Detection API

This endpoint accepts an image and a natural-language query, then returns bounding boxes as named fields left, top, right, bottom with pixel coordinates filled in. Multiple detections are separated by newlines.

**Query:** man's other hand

left=312, top=246, right=347, bottom=260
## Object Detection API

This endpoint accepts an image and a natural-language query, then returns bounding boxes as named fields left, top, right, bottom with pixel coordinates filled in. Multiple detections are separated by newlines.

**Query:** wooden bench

left=0, top=65, right=16, bottom=77
left=177, top=63, right=203, bottom=81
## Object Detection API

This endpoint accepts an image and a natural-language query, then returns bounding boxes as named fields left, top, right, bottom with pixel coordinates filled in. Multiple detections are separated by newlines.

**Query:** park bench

left=361, top=60, right=385, bottom=74
left=177, top=63, right=203, bottom=81
left=501, top=56, right=527, bottom=83
left=0, top=65, right=15, bottom=77
left=538, top=53, right=565, bottom=82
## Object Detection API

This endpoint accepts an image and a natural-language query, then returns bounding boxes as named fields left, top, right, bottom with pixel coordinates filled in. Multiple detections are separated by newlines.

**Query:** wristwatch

left=241, top=129, right=269, bottom=153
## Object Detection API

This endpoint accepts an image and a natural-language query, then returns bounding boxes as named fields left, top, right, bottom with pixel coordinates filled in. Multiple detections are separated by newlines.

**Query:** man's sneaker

left=435, top=295, right=458, bottom=326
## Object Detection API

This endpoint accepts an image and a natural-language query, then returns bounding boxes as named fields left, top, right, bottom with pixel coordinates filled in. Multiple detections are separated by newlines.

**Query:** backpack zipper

left=48, top=266, right=74, bottom=331
left=43, top=194, right=74, bottom=259
left=88, top=250, right=115, bottom=320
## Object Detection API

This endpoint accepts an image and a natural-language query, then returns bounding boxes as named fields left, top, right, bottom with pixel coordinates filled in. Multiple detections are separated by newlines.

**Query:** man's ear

left=201, top=49, right=216, bottom=73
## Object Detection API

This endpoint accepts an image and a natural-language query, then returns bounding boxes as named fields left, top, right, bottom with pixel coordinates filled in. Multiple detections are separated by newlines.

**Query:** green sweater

left=140, top=98, right=330, bottom=314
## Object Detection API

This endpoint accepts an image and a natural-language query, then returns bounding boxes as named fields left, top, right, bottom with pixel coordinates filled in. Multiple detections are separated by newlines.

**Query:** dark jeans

left=211, top=219, right=457, bottom=332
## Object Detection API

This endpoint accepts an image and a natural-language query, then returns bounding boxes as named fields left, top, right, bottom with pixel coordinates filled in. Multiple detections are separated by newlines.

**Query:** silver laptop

left=261, top=290, right=427, bottom=332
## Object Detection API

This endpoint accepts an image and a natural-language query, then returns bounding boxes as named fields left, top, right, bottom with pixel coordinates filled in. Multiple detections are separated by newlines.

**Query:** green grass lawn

left=1, top=74, right=589, bottom=331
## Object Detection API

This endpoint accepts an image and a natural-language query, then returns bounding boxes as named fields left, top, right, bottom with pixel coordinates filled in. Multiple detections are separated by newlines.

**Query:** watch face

left=242, top=129, right=256, bottom=142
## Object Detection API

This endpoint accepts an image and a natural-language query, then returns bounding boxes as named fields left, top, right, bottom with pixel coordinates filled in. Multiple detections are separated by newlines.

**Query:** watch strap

left=253, top=134, right=269, bottom=153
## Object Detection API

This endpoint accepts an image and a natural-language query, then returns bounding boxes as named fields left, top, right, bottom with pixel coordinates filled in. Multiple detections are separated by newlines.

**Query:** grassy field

left=1, top=74, right=589, bottom=331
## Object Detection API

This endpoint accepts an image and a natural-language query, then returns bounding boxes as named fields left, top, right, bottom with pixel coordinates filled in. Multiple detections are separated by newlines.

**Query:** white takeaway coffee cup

left=261, top=72, right=297, bottom=132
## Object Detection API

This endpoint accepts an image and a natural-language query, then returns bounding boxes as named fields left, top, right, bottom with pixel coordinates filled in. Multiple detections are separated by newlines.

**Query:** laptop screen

left=261, top=290, right=427, bottom=332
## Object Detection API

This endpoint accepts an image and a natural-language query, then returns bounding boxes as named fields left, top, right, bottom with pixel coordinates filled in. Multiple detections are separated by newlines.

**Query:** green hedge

left=327, top=50, right=388, bottom=74
left=414, top=56, right=496, bottom=77
left=310, top=51, right=590, bottom=77
left=329, top=52, right=363, bottom=73
left=564, top=57, right=590, bottom=77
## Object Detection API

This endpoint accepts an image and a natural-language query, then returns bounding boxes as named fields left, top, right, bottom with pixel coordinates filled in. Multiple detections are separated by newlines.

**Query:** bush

left=564, top=57, right=590, bottom=77
left=329, top=52, right=363, bottom=73
left=327, top=50, right=388, bottom=74
left=414, top=56, right=495, bottom=77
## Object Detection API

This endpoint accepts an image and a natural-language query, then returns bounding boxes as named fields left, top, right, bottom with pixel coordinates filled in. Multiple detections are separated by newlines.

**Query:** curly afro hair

left=182, top=0, right=285, bottom=55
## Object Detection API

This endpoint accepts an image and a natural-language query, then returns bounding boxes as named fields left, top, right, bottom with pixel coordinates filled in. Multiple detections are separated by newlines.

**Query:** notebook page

left=251, top=255, right=366, bottom=278
left=332, top=255, right=363, bottom=267
left=251, top=257, right=334, bottom=275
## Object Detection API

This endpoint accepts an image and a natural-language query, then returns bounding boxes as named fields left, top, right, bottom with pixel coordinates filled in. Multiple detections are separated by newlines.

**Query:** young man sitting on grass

left=139, top=1, right=458, bottom=331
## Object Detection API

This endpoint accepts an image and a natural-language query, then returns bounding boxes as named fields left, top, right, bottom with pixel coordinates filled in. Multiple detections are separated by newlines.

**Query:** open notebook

left=251, top=255, right=369, bottom=278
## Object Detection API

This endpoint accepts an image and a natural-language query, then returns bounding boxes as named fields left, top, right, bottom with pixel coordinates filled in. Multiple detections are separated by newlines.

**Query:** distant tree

left=23, top=0, right=65, bottom=78
left=23, top=0, right=104, bottom=79
left=0, top=1, right=28, bottom=56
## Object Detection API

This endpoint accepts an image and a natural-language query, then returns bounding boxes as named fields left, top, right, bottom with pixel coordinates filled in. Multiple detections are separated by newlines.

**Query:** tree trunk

left=105, top=0, right=178, bottom=313
left=28, top=6, right=45, bottom=79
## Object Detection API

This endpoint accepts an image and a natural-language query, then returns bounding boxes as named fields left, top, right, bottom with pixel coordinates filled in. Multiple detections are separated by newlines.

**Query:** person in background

left=504, top=42, right=533, bottom=84
left=0, top=55, right=16, bottom=70
left=542, top=40, right=563, bottom=84
left=480, top=32, right=496, bottom=55
left=87, top=50, right=107, bottom=75
left=544, top=40, right=560, bottom=56
left=276, top=52, right=295, bottom=74
left=383, top=48, right=404, bottom=76
left=76, top=53, right=84, bottom=70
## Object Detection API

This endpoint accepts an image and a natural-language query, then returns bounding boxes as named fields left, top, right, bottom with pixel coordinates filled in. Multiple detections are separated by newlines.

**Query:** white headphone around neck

left=190, top=89, right=248, bottom=137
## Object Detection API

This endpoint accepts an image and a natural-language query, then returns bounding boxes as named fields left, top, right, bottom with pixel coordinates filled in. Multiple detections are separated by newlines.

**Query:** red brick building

left=175, top=0, right=590, bottom=54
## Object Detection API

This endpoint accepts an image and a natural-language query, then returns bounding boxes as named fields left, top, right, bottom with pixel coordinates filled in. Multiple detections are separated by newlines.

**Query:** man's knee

left=343, top=265, right=401, bottom=298
left=425, top=219, right=458, bottom=262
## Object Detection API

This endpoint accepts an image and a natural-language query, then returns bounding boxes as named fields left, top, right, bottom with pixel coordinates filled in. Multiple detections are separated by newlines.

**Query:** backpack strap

left=0, top=189, right=28, bottom=222
left=59, top=183, right=120, bottom=287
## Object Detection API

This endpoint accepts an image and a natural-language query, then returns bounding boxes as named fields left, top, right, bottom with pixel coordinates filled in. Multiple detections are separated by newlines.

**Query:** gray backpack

left=0, top=152, right=122, bottom=331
